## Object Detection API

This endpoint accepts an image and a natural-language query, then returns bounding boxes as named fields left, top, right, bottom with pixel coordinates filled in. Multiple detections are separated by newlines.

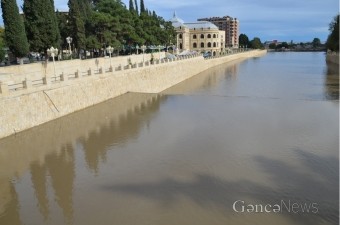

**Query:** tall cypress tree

left=1, top=0, right=29, bottom=58
left=68, top=0, right=86, bottom=51
left=129, top=0, right=134, bottom=12
left=134, top=0, right=139, bottom=15
left=23, top=0, right=61, bottom=53
left=78, top=0, right=92, bottom=20
left=140, top=0, right=145, bottom=14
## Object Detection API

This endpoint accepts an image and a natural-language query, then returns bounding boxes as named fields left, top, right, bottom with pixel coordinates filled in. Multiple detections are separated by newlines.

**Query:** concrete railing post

left=99, top=67, right=103, bottom=74
left=0, top=82, right=9, bottom=95
left=75, top=69, right=82, bottom=78
left=23, top=78, right=32, bottom=89
left=60, top=72, right=68, bottom=82
left=88, top=68, right=93, bottom=76
left=43, top=76, right=51, bottom=86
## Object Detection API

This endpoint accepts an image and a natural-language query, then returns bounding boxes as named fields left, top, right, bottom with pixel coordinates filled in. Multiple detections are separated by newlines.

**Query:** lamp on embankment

left=66, top=36, right=73, bottom=59
left=141, top=45, right=146, bottom=63
left=47, top=47, right=58, bottom=77
left=157, top=45, right=162, bottom=60
left=106, top=46, right=114, bottom=68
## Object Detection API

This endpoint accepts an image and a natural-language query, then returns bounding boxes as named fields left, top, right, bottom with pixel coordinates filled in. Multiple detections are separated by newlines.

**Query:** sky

left=0, top=0, right=339, bottom=43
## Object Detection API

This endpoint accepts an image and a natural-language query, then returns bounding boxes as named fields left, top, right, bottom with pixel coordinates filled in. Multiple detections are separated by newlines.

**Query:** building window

left=193, top=43, right=197, bottom=48
left=208, top=42, right=212, bottom=48
left=213, top=42, right=216, bottom=47
left=201, top=42, right=205, bottom=48
left=179, top=34, right=182, bottom=39
left=180, top=43, right=183, bottom=49
left=213, top=34, right=216, bottom=38
left=200, top=34, right=204, bottom=39
left=193, top=34, right=197, bottom=39
left=207, top=34, right=211, bottom=38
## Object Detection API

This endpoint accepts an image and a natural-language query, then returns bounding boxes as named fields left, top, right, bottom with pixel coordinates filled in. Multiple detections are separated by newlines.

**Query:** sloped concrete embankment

left=0, top=50, right=266, bottom=139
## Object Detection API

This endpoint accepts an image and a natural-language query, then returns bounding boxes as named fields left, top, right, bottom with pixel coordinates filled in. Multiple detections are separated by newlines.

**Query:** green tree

left=250, top=37, right=264, bottom=49
left=68, top=0, right=86, bottom=52
left=134, top=0, right=139, bottom=15
left=140, top=0, right=145, bottom=14
left=276, top=42, right=289, bottom=50
left=1, top=0, right=29, bottom=59
left=56, top=10, right=71, bottom=50
left=326, top=14, right=339, bottom=52
left=0, top=27, right=5, bottom=62
left=129, top=0, right=134, bottom=12
left=268, top=43, right=276, bottom=49
left=312, top=38, right=321, bottom=48
left=239, top=33, right=249, bottom=47
left=23, top=0, right=61, bottom=53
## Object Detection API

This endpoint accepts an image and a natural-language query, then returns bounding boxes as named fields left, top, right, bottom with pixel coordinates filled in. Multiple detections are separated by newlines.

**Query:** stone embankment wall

left=0, top=50, right=266, bottom=139
left=326, top=53, right=339, bottom=66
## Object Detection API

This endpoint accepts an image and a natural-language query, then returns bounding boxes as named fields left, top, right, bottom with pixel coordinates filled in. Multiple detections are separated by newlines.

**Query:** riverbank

left=0, top=50, right=266, bottom=139
left=326, top=53, right=339, bottom=66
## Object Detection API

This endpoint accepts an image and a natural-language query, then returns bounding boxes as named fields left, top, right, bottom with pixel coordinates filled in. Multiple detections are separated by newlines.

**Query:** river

left=0, top=52, right=338, bottom=225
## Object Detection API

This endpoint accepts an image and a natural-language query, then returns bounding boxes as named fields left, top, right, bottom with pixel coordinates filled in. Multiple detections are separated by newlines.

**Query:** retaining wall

left=0, top=50, right=266, bottom=139
left=326, top=53, right=339, bottom=66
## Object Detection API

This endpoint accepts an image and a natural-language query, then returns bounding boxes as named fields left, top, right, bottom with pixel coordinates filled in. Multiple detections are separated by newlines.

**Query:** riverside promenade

left=0, top=50, right=266, bottom=139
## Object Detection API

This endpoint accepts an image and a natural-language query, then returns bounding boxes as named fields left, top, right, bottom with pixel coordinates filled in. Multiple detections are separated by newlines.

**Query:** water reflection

left=0, top=52, right=338, bottom=225
left=163, top=60, right=240, bottom=95
left=324, top=61, right=339, bottom=100
left=104, top=148, right=337, bottom=225
left=0, top=93, right=166, bottom=224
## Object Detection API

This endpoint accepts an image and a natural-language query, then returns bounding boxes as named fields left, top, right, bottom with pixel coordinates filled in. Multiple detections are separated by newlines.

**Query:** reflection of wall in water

left=0, top=180, right=21, bottom=225
left=0, top=93, right=166, bottom=224
left=324, top=61, right=339, bottom=100
left=81, top=94, right=166, bottom=173
left=163, top=61, right=240, bottom=94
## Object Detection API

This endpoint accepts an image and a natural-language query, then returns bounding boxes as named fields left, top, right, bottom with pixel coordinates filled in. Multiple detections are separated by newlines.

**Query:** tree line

left=0, top=0, right=176, bottom=62
left=238, top=34, right=264, bottom=49
left=238, top=14, right=339, bottom=52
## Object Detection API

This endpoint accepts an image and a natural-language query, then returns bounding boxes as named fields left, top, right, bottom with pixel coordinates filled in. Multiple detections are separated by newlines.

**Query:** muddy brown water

left=0, top=52, right=338, bottom=225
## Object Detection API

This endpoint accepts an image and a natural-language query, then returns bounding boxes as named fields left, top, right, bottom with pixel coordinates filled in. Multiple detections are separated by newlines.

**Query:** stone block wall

left=0, top=50, right=266, bottom=139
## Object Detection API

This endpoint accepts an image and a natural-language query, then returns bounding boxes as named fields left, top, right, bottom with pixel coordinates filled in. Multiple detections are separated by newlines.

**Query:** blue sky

left=1, top=0, right=339, bottom=43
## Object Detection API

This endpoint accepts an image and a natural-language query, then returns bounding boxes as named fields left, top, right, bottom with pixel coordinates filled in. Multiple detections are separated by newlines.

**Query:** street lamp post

left=141, top=45, right=146, bottom=63
left=106, top=45, right=114, bottom=69
left=66, top=37, right=73, bottom=59
left=47, top=47, right=59, bottom=77
left=157, top=45, right=162, bottom=60
left=136, top=44, right=139, bottom=54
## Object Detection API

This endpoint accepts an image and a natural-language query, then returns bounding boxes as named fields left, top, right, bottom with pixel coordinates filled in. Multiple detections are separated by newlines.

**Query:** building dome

left=171, top=11, right=186, bottom=28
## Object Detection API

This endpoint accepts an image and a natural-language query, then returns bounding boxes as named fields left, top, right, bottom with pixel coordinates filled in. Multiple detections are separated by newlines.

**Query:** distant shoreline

left=267, top=49, right=326, bottom=52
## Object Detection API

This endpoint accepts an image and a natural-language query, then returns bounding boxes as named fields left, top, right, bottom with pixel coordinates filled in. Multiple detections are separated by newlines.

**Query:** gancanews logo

left=232, top=200, right=319, bottom=214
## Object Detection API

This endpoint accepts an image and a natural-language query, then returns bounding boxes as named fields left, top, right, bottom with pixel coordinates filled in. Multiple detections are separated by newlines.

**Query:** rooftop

left=170, top=12, right=219, bottom=30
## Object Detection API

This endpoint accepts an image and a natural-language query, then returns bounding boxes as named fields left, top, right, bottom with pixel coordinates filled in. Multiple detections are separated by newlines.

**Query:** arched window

left=200, top=34, right=204, bottom=39
left=208, top=42, right=212, bottom=48
left=179, top=34, right=182, bottom=39
left=180, top=43, right=183, bottom=49
left=193, top=34, right=197, bottom=39
left=201, top=42, right=205, bottom=48
left=213, top=34, right=217, bottom=38
left=193, top=43, right=197, bottom=48
left=213, top=42, right=216, bottom=47
left=207, top=34, right=211, bottom=38
left=213, top=51, right=216, bottom=56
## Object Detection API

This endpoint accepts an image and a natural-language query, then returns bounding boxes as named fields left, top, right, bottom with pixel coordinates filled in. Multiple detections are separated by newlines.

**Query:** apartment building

left=198, top=16, right=239, bottom=48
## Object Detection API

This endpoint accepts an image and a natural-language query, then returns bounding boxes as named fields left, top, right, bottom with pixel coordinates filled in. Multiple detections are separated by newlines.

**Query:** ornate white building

left=198, top=16, right=239, bottom=48
left=171, top=13, right=225, bottom=56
